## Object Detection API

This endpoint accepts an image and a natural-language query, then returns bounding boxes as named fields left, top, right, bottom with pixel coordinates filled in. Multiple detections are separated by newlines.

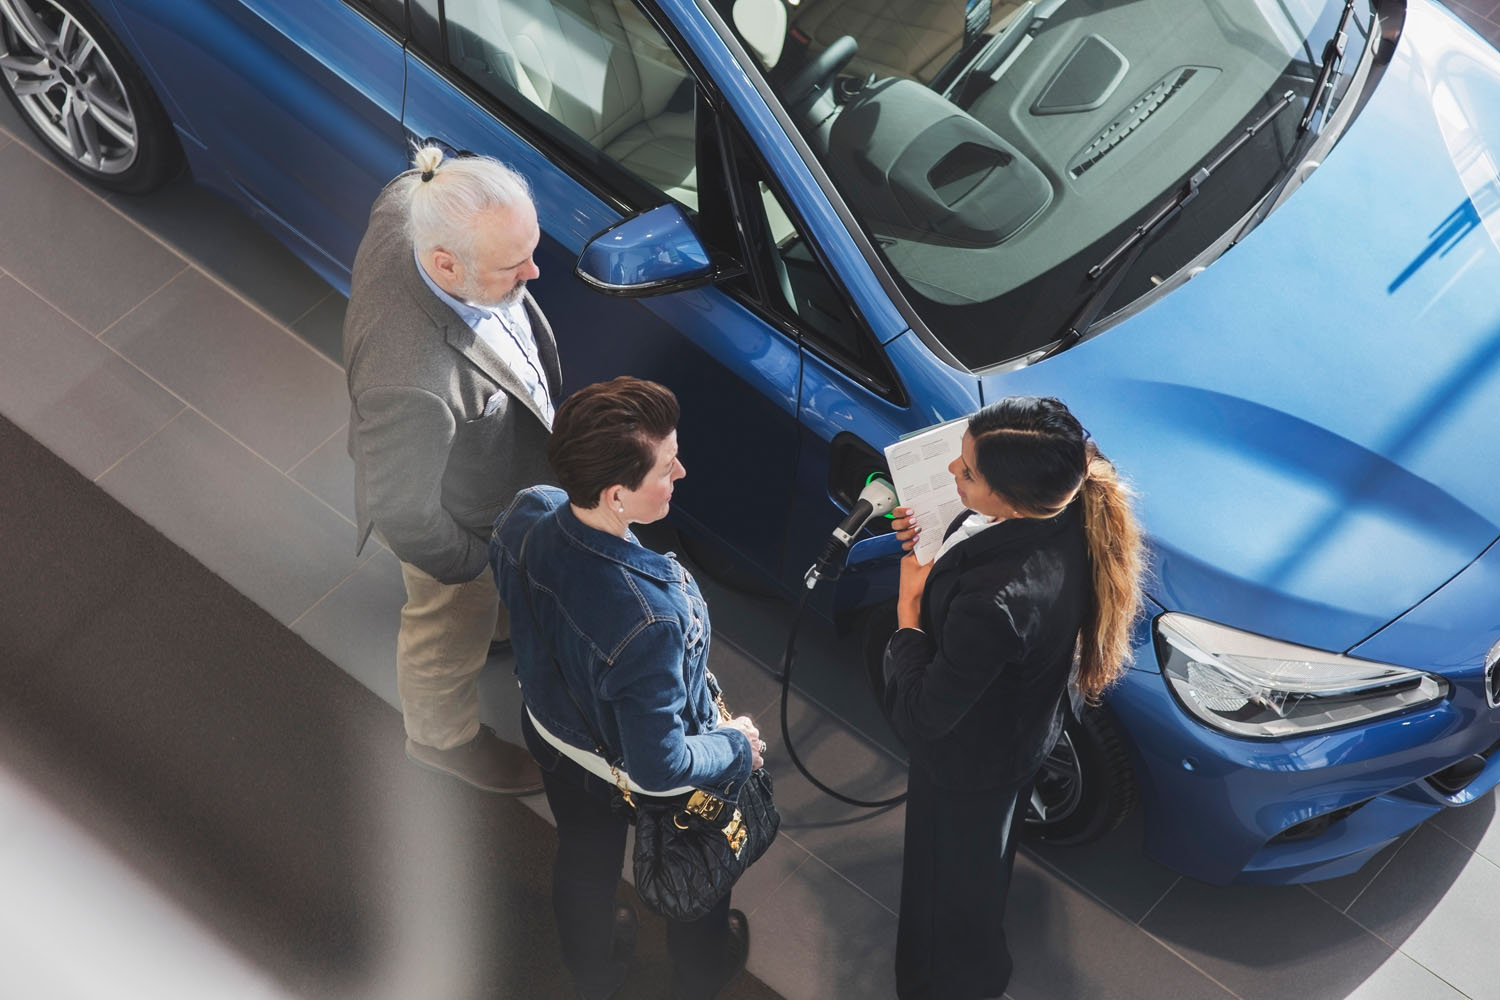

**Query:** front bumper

left=1113, top=652, right=1500, bottom=885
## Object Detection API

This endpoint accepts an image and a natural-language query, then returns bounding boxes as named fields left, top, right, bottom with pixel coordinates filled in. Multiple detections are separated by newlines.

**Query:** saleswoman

left=883, top=395, right=1144, bottom=1000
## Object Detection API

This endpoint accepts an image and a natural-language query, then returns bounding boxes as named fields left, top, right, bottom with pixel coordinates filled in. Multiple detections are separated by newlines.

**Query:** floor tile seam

left=1396, top=954, right=1477, bottom=1000
left=1287, top=875, right=1421, bottom=955
left=94, top=263, right=193, bottom=341
left=1425, top=815, right=1496, bottom=866
left=1319, top=880, right=1455, bottom=960
left=1133, top=873, right=1180, bottom=926
left=747, top=691, right=781, bottom=725
left=0, top=266, right=94, bottom=341
left=742, top=849, right=815, bottom=920
left=1021, top=844, right=1174, bottom=930
left=285, top=420, right=349, bottom=479
left=0, top=249, right=187, bottom=340
left=1129, top=927, right=1250, bottom=1000
left=2, top=133, right=344, bottom=373
left=172, top=258, right=345, bottom=375
left=1015, top=853, right=1246, bottom=998
left=81, top=362, right=359, bottom=529
left=91, top=406, right=189, bottom=484
left=1447, top=0, right=1492, bottom=18
left=288, top=558, right=379, bottom=631
left=714, top=630, right=909, bottom=769
left=286, top=288, right=335, bottom=331
left=777, top=837, right=900, bottom=917
left=1, top=127, right=176, bottom=237
left=1332, top=828, right=1417, bottom=914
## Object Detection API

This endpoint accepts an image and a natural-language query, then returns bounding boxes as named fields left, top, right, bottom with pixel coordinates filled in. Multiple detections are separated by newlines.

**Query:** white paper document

left=883, top=417, right=969, bottom=565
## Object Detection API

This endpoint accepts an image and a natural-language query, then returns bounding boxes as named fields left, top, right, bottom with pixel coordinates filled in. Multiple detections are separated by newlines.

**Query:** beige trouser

left=396, top=560, right=510, bottom=750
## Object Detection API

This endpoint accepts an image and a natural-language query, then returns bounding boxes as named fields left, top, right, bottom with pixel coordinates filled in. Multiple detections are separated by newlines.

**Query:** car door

left=400, top=0, right=803, bottom=586
left=708, top=125, right=982, bottom=601
left=106, top=0, right=409, bottom=285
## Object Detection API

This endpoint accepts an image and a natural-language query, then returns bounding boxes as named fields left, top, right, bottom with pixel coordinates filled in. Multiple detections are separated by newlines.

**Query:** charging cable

left=776, top=477, right=908, bottom=810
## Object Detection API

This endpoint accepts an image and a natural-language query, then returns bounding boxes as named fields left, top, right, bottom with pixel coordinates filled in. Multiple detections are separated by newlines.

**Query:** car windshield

left=718, top=0, right=1376, bottom=370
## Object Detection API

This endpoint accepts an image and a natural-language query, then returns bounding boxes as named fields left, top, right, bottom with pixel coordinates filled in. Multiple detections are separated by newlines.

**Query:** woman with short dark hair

left=883, top=395, right=1144, bottom=1000
left=490, top=376, right=763, bottom=1000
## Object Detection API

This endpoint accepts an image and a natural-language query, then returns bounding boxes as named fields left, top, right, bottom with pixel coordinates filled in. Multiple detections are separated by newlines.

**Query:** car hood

left=982, top=0, right=1500, bottom=653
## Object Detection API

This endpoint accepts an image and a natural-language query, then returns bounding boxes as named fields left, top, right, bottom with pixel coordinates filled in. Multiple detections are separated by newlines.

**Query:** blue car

left=7, top=0, right=1498, bottom=885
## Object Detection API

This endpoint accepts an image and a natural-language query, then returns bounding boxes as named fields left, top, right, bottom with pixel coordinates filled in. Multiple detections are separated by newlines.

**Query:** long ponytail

left=1075, top=441, right=1143, bottom=702
left=969, top=397, right=1144, bottom=702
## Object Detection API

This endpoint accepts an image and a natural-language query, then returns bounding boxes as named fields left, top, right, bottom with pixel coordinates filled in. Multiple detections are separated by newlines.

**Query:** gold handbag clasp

left=723, top=809, right=748, bottom=857
left=684, top=789, right=725, bottom=822
left=677, top=791, right=748, bottom=857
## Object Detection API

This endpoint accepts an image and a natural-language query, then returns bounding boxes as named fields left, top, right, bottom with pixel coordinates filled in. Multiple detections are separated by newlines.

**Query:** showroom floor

left=4, top=10, right=1500, bottom=996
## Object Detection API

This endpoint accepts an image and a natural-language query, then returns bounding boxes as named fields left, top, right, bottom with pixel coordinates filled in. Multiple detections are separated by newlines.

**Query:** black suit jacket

left=883, top=503, right=1089, bottom=790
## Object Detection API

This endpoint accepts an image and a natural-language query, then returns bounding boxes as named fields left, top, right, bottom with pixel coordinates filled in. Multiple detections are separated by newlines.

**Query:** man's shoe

left=405, top=725, right=543, bottom=794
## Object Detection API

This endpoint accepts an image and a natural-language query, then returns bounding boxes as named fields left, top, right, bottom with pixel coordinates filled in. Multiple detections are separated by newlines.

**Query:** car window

left=354, top=0, right=407, bottom=33
left=715, top=0, right=1376, bottom=369
left=750, top=177, right=898, bottom=396
left=443, top=0, right=699, bottom=209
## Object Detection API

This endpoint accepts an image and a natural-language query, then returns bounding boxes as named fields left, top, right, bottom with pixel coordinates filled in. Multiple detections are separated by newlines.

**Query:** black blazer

left=883, top=503, right=1090, bottom=790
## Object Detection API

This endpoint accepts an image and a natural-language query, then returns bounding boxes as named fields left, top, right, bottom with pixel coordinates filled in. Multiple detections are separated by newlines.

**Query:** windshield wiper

left=1030, top=89, right=1297, bottom=364
left=1233, top=2, right=1365, bottom=243
left=1300, top=0, right=1357, bottom=135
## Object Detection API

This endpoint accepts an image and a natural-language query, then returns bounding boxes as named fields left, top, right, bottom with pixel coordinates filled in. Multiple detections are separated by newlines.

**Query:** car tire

left=1023, top=703, right=1138, bottom=846
left=857, top=599, right=1136, bottom=846
left=0, top=0, right=181, bottom=193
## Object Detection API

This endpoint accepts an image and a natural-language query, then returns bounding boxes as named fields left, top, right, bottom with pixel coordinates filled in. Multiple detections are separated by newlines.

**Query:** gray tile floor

left=4, top=19, right=1500, bottom=992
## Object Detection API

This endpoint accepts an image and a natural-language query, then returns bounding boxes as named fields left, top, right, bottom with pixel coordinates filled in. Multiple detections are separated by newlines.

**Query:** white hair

left=406, top=145, right=534, bottom=264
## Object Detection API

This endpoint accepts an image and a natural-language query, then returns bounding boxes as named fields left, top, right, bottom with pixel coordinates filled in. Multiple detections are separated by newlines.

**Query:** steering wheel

left=782, top=35, right=858, bottom=114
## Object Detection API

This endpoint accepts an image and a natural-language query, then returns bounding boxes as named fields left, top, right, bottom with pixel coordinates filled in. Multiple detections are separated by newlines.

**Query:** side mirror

left=575, top=204, right=724, bottom=296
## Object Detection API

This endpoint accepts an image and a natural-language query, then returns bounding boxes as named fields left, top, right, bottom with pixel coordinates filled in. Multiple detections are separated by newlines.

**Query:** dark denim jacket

left=491, top=486, right=751, bottom=799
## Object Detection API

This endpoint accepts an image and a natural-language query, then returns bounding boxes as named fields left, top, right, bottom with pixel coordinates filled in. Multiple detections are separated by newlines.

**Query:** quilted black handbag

left=626, top=764, right=779, bottom=921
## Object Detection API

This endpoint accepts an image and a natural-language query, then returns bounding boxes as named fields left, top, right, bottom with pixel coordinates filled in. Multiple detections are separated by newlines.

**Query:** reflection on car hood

left=981, top=0, right=1500, bottom=653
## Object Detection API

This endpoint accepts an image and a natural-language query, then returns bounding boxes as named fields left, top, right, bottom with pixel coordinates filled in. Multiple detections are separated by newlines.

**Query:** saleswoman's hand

left=897, top=551, right=933, bottom=631
left=723, top=715, right=766, bottom=769
left=891, top=506, right=920, bottom=552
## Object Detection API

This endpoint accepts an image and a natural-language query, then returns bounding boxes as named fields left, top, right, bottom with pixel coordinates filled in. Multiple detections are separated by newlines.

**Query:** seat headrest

left=732, top=0, right=787, bottom=70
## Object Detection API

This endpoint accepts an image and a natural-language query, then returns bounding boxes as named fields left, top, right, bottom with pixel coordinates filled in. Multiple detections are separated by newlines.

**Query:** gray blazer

left=342, top=172, right=561, bottom=584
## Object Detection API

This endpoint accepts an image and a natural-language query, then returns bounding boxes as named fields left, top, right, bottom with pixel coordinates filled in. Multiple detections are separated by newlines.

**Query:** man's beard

left=460, top=277, right=526, bottom=311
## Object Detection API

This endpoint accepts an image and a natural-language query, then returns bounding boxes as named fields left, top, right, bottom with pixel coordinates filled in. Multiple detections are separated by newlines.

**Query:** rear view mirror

left=575, top=204, right=719, bottom=296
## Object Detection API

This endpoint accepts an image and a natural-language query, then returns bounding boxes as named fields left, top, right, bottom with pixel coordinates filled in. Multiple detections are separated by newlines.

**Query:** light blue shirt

left=416, top=250, right=554, bottom=424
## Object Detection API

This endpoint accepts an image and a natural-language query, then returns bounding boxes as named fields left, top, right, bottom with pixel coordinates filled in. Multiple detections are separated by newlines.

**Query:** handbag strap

left=516, top=521, right=733, bottom=812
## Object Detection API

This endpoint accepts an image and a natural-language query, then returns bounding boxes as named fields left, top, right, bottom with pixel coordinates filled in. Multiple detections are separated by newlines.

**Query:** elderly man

left=343, top=147, right=558, bottom=793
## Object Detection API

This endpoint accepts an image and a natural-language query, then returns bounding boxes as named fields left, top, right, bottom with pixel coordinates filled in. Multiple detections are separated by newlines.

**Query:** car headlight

left=1156, top=613, right=1448, bottom=739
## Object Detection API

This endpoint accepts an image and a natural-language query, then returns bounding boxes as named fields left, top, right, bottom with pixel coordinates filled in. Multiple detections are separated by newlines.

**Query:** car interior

left=446, top=0, right=701, bottom=206
left=762, top=0, right=1321, bottom=307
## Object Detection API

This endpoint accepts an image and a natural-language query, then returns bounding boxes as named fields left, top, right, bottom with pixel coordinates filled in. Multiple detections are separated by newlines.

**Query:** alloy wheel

left=1026, top=729, right=1083, bottom=826
left=0, top=0, right=137, bottom=174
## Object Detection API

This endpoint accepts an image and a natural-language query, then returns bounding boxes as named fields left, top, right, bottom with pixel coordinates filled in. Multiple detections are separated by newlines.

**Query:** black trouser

left=895, top=764, right=1026, bottom=1000
left=522, top=711, right=732, bottom=1000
